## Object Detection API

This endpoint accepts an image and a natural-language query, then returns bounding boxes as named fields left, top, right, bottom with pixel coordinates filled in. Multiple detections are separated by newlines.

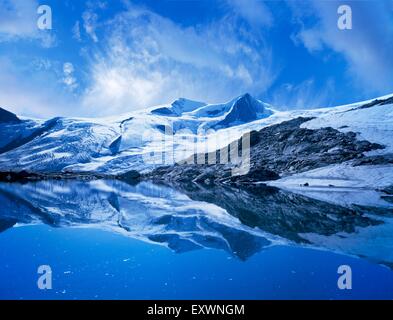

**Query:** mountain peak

left=235, top=93, right=259, bottom=105
left=152, top=98, right=206, bottom=116
left=171, top=97, right=198, bottom=105
left=0, top=107, right=21, bottom=123
left=237, top=93, right=253, bottom=100
left=171, top=98, right=206, bottom=111
left=213, top=93, right=272, bottom=128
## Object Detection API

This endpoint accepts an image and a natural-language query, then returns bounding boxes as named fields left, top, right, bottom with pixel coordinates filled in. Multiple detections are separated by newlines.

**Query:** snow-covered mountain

left=0, top=93, right=393, bottom=208
left=0, top=93, right=275, bottom=174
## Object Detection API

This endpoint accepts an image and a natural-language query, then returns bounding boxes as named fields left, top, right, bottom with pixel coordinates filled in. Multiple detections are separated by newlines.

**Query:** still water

left=0, top=180, right=392, bottom=299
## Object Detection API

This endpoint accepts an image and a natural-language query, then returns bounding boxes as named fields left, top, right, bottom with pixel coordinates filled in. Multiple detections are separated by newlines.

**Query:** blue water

left=0, top=180, right=392, bottom=299
left=0, top=225, right=392, bottom=300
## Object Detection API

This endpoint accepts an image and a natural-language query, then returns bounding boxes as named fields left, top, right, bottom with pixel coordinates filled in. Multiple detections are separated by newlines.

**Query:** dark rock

left=0, top=170, right=39, bottom=182
left=0, top=107, right=21, bottom=123
left=353, top=154, right=393, bottom=166
left=148, top=117, right=383, bottom=185
left=118, top=170, right=141, bottom=181
left=230, top=168, right=280, bottom=184
left=0, top=219, right=17, bottom=233
left=119, top=117, right=134, bottom=128
left=348, top=96, right=393, bottom=111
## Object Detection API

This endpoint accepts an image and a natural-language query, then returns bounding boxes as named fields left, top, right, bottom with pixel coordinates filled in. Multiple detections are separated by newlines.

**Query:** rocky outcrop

left=351, top=95, right=393, bottom=111
left=0, top=107, right=21, bottom=123
left=0, top=170, right=40, bottom=182
left=148, top=117, right=384, bottom=184
left=353, top=153, right=393, bottom=166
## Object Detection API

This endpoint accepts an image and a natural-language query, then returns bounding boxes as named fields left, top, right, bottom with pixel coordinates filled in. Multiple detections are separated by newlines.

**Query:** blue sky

left=0, top=0, right=392, bottom=117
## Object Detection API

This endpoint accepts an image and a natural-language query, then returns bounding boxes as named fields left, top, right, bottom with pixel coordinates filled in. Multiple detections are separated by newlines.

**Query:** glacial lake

left=0, top=179, right=393, bottom=300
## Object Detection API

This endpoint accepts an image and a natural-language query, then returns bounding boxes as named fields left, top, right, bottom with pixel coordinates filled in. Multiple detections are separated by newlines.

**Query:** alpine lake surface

left=0, top=179, right=393, bottom=300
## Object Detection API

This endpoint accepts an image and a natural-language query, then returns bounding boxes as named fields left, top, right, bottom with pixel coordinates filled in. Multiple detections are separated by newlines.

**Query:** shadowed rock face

left=0, top=107, right=21, bottom=123
left=245, top=117, right=383, bottom=174
left=0, top=218, right=17, bottom=233
left=353, top=153, right=393, bottom=166
left=215, top=93, right=272, bottom=128
left=351, top=96, right=393, bottom=110
left=148, top=117, right=383, bottom=184
left=0, top=179, right=388, bottom=264
left=0, top=118, right=60, bottom=155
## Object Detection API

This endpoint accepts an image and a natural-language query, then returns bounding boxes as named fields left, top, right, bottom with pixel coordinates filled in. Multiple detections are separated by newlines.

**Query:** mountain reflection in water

left=0, top=179, right=392, bottom=267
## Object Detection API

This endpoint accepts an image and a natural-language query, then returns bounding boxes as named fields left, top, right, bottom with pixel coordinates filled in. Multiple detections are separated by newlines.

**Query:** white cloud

left=63, top=62, right=78, bottom=91
left=270, top=78, right=335, bottom=110
left=72, top=21, right=81, bottom=42
left=83, top=10, right=98, bottom=42
left=0, top=0, right=37, bottom=37
left=290, top=0, right=393, bottom=95
left=227, top=0, right=273, bottom=28
left=0, top=0, right=56, bottom=46
left=0, top=58, right=76, bottom=118
left=0, top=1, right=279, bottom=118
left=81, top=4, right=277, bottom=116
left=292, top=28, right=323, bottom=52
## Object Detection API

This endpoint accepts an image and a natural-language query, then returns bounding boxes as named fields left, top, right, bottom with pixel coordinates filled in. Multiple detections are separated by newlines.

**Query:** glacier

left=0, top=92, right=392, bottom=209
left=0, top=93, right=277, bottom=174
